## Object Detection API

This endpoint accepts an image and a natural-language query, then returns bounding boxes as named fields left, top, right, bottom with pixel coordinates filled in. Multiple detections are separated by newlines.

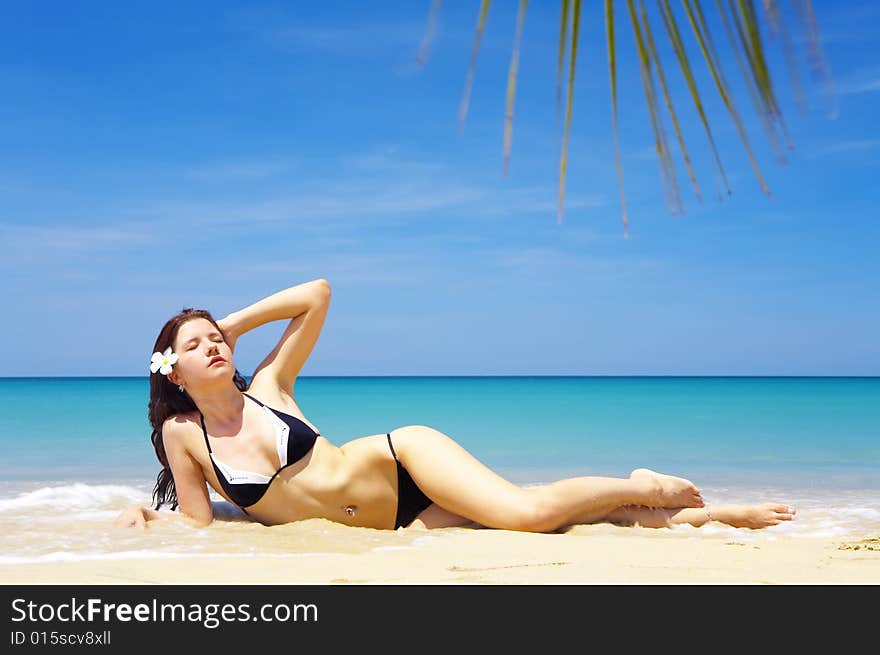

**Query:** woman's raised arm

left=219, top=279, right=331, bottom=391
left=219, top=278, right=329, bottom=344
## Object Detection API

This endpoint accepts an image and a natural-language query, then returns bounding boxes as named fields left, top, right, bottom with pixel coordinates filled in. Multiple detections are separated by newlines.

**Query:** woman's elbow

left=313, top=279, right=331, bottom=301
left=178, top=508, right=214, bottom=528
left=190, top=512, right=214, bottom=528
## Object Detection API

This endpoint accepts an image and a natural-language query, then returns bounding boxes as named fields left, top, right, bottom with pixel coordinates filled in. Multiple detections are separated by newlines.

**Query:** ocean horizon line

left=0, top=374, right=878, bottom=380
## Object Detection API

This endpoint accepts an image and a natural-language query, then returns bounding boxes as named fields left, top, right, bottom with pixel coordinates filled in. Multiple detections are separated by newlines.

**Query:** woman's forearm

left=142, top=507, right=212, bottom=528
left=114, top=505, right=211, bottom=529
left=223, top=278, right=330, bottom=341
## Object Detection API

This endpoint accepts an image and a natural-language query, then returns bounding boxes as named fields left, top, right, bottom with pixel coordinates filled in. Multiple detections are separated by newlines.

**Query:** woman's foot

left=604, top=502, right=797, bottom=529
left=708, top=503, right=797, bottom=529
left=629, top=468, right=704, bottom=509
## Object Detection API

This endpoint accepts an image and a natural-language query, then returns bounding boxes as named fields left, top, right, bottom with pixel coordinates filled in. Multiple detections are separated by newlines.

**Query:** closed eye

left=186, top=337, right=223, bottom=351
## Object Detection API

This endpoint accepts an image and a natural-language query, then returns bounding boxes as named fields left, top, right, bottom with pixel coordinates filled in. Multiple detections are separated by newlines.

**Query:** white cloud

left=805, top=139, right=880, bottom=158
left=229, top=13, right=427, bottom=58
left=128, top=182, right=489, bottom=230
left=248, top=251, right=423, bottom=287
left=122, top=146, right=600, bottom=230
left=268, top=25, right=418, bottom=54
left=483, top=245, right=669, bottom=279
left=179, top=158, right=299, bottom=182
left=0, top=222, right=155, bottom=252
left=834, top=67, right=880, bottom=96
left=837, top=78, right=880, bottom=95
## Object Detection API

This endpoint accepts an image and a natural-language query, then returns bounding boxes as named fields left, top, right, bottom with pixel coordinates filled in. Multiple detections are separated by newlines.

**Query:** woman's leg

left=408, top=503, right=484, bottom=530
left=603, top=503, right=797, bottom=529
left=390, top=425, right=704, bottom=533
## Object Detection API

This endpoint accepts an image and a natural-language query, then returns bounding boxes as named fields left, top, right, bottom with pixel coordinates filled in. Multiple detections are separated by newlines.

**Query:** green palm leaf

left=682, top=0, right=771, bottom=197
left=458, top=0, right=493, bottom=134
left=629, top=0, right=682, bottom=215
left=657, top=0, right=730, bottom=198
left=416, top=0, right=443, bottom=67
left=503, top=0, right=529, bottom=176
left=762, top=0, right=807, bottom=115
left=739, top=0, right=795, bottom=149
left=606, top=0, right=629, bottom=236
left=715, top=0, right=786, bottom=163
left=641, top=0, right=701, bottom=202
left=796, top=0, right=837, bottom=119
left=417, top=0, right=834, bottom=232
left=558, top=0, right=582, bottom=224
left=557, top=0, right=571, bottom=122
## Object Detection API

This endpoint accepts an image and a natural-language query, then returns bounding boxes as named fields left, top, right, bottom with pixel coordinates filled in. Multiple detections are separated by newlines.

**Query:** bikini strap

left=387, top=432, right=399, bottom=463
left=242, top=392, right=265, bottom=407
left=199, top=413, right=213, bottom=453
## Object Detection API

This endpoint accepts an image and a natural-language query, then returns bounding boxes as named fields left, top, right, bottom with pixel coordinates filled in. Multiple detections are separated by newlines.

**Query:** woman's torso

left=180, top=381, right=401, bottom=528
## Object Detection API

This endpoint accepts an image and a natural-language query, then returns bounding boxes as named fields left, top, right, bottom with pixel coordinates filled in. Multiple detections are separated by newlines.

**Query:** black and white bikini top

left=199, top=392, right=320, bottom=512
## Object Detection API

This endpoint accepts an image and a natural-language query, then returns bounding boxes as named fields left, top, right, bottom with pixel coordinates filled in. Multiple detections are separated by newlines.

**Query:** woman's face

left=169, top=318, right=234, bottom=388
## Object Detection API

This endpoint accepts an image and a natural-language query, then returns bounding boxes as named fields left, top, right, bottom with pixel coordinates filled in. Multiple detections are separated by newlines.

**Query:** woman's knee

left=481, top=500, right=547, bottom=533
left=521, top=487, right=566, bottom=532
left=483, top=487, right=557, bottom=533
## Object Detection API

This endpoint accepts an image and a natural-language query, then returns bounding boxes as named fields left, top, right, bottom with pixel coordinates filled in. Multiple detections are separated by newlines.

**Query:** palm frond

left=458, top=0, right=493, bottom=134
left=416, top=0, right=443, bottom=67
left=796, top=0, right=837, bottom=119
left=416, top=0, right=834, bottom=232
left=556, top=0, right=572, bottom=177
left=658, top=0, right=730, bottom=198
left=746, top=1, right=784, bottom=111
left=762, top=0, right=807, bottom=115
left=629, top=0, right=683, bottom=215
left=558, top=0, right=582, bottom=224
left=641, top=0, right=701, bottom=202
left=606, top=0, right=629, bottom=237
left=714, top=0, right=786, bottom=163
left=737, top=0, right=778, bottom=113
left=557, top=0, right=571, bottom=121
left=734, top=0, right=794, bottom=152
left=682, top=0, right=771, bottom=197
left=504, top=0, right=529, bottom=176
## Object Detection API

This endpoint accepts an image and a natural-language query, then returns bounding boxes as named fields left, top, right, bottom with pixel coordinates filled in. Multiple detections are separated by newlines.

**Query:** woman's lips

left=209, top=359, right=226, bottom=366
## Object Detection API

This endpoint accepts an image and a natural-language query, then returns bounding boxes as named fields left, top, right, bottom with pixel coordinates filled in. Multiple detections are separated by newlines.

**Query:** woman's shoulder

left=161, top=411, right=203, bottom=440
left=158, top=413, right=208, bottom=463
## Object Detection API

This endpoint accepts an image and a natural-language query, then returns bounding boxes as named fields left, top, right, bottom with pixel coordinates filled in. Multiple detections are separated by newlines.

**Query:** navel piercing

left=344, top=505, right=357, bottom=517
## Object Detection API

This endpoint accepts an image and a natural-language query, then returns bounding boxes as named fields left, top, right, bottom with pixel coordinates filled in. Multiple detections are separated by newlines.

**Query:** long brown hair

left=148, top=308, right=248, bottom=510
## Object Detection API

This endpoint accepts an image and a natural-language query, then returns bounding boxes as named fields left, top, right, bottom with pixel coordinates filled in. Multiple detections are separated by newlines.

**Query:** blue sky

left=1, top=0, right=878, bottom=377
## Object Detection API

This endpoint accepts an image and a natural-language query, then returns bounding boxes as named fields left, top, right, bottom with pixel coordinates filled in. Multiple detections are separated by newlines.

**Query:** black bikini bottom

left=386, top=432, right=434, bottom=529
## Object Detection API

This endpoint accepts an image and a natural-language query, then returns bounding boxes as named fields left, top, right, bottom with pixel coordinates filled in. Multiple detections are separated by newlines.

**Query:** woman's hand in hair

left=113, top=505, right=147, bottom=529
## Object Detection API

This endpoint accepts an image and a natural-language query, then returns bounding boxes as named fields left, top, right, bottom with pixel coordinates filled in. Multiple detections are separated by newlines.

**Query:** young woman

left=114, top=279, right=797, bottom=532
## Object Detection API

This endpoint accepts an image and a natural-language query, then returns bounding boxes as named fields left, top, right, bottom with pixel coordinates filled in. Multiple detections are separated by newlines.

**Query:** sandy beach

left=2, top=520, right=877, bottom=585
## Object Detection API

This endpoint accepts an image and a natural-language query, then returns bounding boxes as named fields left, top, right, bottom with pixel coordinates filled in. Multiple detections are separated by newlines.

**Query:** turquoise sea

left=1, top=376, right=878, bottom=563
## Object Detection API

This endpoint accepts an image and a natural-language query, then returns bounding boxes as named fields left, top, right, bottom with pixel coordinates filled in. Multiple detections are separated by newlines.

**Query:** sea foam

left=0, top=483, right=147, bottom=512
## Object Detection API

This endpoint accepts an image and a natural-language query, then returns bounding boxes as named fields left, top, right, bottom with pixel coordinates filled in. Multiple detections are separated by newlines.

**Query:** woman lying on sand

left=115, top=279, right=797, bottom=533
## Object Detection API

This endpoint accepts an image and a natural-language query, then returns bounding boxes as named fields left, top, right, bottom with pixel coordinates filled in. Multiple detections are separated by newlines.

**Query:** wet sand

left=2, top=520, right=877, bottom=585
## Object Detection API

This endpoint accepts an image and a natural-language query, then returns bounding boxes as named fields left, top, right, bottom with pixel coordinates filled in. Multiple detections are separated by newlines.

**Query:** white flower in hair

left=150, top=347, right=179, bottom=375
